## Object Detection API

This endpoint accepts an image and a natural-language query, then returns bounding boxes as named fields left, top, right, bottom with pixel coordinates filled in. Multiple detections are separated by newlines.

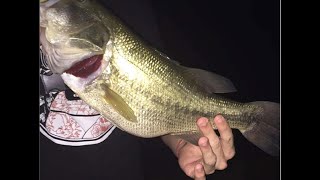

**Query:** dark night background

left=37, top=0, right=280, bottom=180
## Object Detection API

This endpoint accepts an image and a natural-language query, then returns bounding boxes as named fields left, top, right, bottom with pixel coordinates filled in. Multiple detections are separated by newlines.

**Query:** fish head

left=40, top=0, right=112, bottom=91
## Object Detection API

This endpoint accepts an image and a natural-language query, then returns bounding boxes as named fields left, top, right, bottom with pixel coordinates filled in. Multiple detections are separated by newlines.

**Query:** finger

left=197, top=117, right=227, bottom=170
left=198, top=137, right=216, bottom=174
left=194, top=163, right=206, bottom=180
left=214, top=115, right=235, bottom=160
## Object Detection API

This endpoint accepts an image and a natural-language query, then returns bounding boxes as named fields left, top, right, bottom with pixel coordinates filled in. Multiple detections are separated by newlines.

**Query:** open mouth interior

left=65, top=55, right=103, bottom=78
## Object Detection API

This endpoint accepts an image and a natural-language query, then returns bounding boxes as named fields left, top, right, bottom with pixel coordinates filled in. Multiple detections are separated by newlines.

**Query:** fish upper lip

left=40, top=26, right=105, bottom=74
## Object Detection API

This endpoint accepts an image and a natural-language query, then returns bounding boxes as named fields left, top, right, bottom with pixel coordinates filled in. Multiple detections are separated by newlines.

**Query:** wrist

left=161, top=135, right=187, bottom=157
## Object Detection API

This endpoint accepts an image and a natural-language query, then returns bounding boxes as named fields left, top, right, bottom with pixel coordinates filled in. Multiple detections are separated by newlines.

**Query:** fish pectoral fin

left=101, top=85, right=137, bottom=123
left=170, top=131, right=203, bottom=146
left=181, top=67, right=237, bottom=94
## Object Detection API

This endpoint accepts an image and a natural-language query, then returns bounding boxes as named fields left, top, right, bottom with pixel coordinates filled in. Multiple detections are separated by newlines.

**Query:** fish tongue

left=65, top=55, right=103, bottom=78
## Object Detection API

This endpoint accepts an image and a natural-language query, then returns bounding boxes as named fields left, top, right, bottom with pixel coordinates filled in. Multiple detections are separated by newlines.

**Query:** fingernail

left=198, top=118, right=208, bottom=127
left=216, top=115, right=224, bottom=123
left=199, top=137, right=208, bottom=147
left=196, top=164, right=203, bottom=171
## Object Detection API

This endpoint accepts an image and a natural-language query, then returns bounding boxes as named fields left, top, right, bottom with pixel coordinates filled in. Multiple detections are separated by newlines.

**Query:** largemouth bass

left=40, top=0, right=280, bottom=156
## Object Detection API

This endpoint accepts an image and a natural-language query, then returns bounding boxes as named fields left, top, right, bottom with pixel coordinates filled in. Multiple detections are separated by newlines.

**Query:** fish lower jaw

left=61, top=58, right=109, bottom=92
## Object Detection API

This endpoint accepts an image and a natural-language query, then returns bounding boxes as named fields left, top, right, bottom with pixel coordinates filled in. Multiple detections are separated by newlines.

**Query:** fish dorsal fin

left=101, top=85, right=137, bottom=123
left=155, top=48, right=236, bottom=94
left=181, top=67, right=237, bottom=94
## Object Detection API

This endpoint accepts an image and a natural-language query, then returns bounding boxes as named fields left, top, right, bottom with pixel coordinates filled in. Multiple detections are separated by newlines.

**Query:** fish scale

left=104, top=30, right=258, bottom=135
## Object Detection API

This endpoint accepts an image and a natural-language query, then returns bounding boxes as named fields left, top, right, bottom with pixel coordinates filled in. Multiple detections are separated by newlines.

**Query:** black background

left=150, top=0, right=280, bottom=103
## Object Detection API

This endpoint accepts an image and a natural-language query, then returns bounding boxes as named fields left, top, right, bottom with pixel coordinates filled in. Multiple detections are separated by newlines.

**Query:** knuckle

left=219, top=123, right=228, bottom=130
left=185, top=167, right=194, bottom=178
left=205, top=169, right=215, bottom=175
left=216, top=162, right=228, bottom=170
left=225, top=149, right=236, bottom=160
left=224, top=136, right=233, bottom=143
left=211, top=139, right=221, bottom=149
left=178, top=159, right=186, bottom=167
left=182, top=165, right=195, bottom=178
left=204, top=158, right=216, bottom=167
left=187, top=172, right=193, bottom=178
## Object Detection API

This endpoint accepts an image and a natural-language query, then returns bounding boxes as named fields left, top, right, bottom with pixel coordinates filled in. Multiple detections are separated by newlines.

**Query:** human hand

left=162, top=115, right=235, bottom=180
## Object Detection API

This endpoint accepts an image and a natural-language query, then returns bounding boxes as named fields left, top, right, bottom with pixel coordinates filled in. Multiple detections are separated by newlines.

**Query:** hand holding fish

left=162, top=115, right=235, bottom=179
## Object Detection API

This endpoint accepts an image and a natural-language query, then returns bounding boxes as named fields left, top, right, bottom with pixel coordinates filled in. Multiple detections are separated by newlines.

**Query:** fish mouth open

left=65, top=54, right=103, bottom=78
left=61, top=52, right=111, bottom=92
